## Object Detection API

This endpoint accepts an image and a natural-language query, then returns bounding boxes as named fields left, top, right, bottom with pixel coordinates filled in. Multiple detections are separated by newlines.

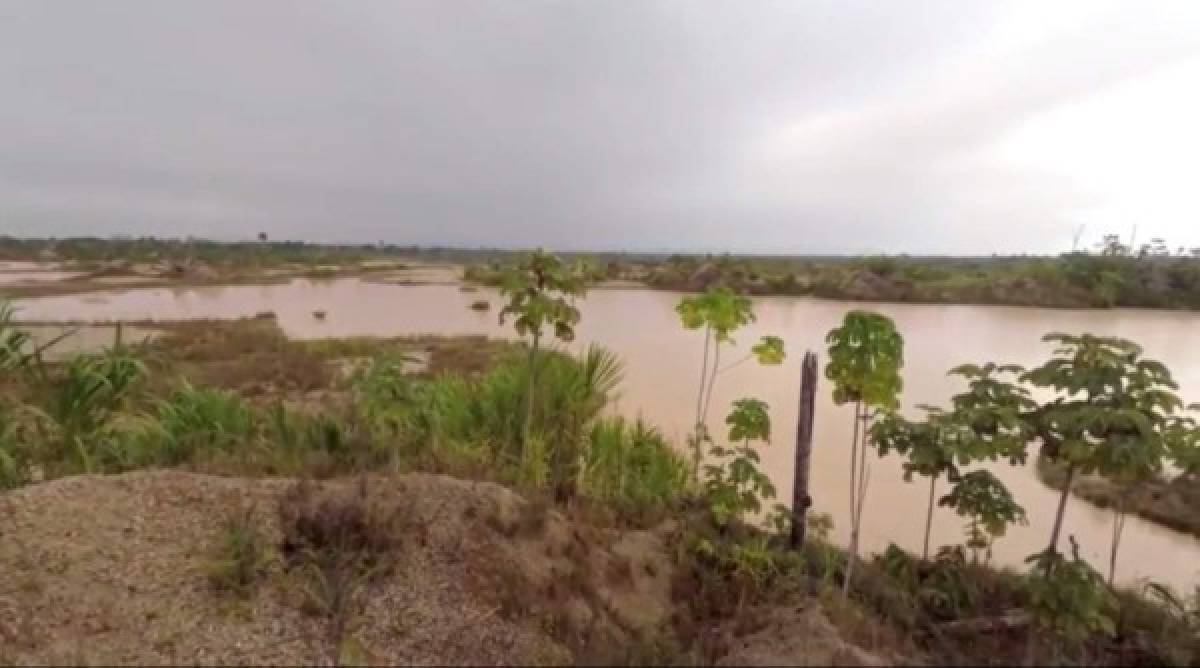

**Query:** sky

left=2, top=1, right=1199, bottom=254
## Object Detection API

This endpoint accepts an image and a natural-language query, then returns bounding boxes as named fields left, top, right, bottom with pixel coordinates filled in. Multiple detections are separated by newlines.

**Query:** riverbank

left=0, top=260, right=462, bottom=300
left=6, top=236, right=1200, bottom=313
left=1036, top=458, right=1200, bottom=539
left=465, top=251, right=1200, bottom=311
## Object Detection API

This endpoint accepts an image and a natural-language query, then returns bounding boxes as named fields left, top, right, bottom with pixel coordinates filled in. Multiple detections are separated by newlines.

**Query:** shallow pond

left=13, top=278, right=1200, bottom=591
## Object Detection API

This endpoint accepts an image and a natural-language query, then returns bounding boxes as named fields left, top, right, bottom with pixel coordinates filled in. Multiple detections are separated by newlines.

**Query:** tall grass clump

left=109, top=383, right=255, bottom=470
left=579, top=416, right=689, bottom=516
left=262, top=403, right=381, bottom=477
left=29, top=345, right=145, bottom=475
left=352, top=343, right=683, bottom=511
left=0, top=302, right=32, bottom=370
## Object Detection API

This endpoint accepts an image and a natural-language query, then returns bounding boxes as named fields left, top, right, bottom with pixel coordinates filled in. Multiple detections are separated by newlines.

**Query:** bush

left=30, top=347, right=145, bottom=475
left=354, top=345, right=628, bottom=495
left=131, top=383, right=254, bottom=467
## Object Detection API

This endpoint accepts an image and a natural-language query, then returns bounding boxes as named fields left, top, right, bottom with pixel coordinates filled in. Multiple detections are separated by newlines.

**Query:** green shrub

left=355, top=344, right=628, bottom=494
left=31, top=347, right=145, bottom=475
left=151, top=384, right=252, bottom=461
left=107, top=383, right=254, bottom=470
left=580, top=416, right=688, bottom=517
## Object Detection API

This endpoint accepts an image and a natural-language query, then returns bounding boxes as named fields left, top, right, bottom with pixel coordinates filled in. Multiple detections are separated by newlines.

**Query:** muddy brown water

left=13, top=278, right=1200, bottom=591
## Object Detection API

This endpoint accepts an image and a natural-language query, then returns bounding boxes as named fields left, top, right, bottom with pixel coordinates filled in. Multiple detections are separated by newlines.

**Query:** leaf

left=726, top=398, right=771, bottom=443
left=751, top=336, right=786, bottom=365
left=824, top=310, right=904, bottom=409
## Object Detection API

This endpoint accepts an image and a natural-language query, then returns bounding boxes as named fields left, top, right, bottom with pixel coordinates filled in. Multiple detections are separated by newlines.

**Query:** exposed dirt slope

left=0, top=471, right=673, bottom=665
left=0, top=471, right=885, bottom=665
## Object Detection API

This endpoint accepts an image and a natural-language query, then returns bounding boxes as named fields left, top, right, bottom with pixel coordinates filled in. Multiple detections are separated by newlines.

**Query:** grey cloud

left=2, top=0, right=1199, bottom=252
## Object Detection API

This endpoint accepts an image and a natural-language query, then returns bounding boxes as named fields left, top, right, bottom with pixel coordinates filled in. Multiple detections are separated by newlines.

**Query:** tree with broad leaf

left=874, top=362, right=1033, bottom=562
left=1167, top=408, right=1200, bottom=475
left=825, top=310, right=903, bottom=594
left=1023, top=333, right=1182, bottom=584
left=939, top=469, right=1026, bottom=564
left=498, top=249, right=586, bottom=460
left=702, top=397, right=778, bottom=528
left=872, top=407, right=956, bottom=560
left=676, top=286, right=785, bottom=477
left=946, top=363, right=1036, bottom=464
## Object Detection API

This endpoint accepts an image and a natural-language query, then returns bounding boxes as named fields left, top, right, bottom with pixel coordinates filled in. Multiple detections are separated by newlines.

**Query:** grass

left=579, top=416, right=689, bottom=520
left=347, top=342, right=691, bottom=514
left=106, top=383, right=255, bottom=470
left=206, top=506, right=271, bottom=598
left=0, top=313, right=686, bottom=521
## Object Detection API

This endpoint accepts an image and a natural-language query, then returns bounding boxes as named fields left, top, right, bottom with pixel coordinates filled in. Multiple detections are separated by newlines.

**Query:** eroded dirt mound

left=717, top=605, right=887, bottom=667
left=0, top=471, right=888, bottom=666
left=0, top=471, right=675, bottom=665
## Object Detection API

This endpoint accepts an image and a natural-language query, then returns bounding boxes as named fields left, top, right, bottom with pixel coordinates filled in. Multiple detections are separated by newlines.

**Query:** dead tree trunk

left=790, top=352, right=818, bottom=549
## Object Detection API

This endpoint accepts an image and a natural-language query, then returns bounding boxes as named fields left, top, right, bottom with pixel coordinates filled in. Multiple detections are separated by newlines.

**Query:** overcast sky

left=3, top=1, right=1199, bottom=254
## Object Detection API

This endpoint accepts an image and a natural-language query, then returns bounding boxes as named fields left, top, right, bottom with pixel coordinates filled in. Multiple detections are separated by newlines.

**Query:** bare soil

left=0, top=471, right=886, bottom=665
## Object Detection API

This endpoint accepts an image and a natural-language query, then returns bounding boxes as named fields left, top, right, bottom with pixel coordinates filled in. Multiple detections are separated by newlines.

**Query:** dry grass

left=133, top=319, right=518, bottom=402
left=206, top=505, right=272, bottom=598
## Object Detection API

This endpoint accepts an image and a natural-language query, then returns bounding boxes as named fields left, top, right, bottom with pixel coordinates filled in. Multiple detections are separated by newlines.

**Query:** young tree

left=703, top=398, right=777, bottom=528
left=676, top=286, right=784, bottom=476
left=1023, top=333, right=1182, bottom=580
left=875, top=361, right=1034, bottom=562
left=1167, top=408, right=1200, bottom=475
left=872, top=408, right=955, bottom=560
left=939, top=469, right=1026, bottom=563
left=946, top=363, right=1035, bottom=464
left=1025, top=537, right=1117, bottom=650
left=498, top=249, right=586, bottom=458
left=825, top=310, right=904, bottom=593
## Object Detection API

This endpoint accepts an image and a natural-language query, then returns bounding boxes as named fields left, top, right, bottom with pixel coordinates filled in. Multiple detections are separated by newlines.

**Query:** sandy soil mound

left=0, top=471, right=674, bottom=665
left=0, top=470, right=886, bottom=665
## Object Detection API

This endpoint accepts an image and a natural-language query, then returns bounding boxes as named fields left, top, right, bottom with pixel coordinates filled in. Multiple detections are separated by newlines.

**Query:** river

left=13, top=277, right=1200, bottom=592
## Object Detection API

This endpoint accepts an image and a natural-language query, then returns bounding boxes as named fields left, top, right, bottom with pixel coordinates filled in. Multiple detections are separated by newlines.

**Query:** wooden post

left=791, top=351, right=818, bottom=549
